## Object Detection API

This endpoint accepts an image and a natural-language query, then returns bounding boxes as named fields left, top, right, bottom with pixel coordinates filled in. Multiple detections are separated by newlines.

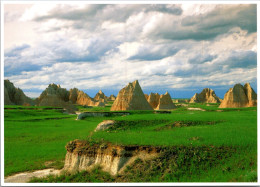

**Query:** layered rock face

left=219, top=83, right=257, bottom=108
left=147, top=93, right=160, bottom=109
left=244, top=83, right=257, bottom=107
left=4, top=80, right=35, bottom=105
left=36, top=84, right=77, bottom=113
left=69, top=88, right=105, bottom=107
left=111, top=80, right=153, bottom=111
left=75, top=90, right=96, bottom=106
left=63, top=140, right=160, bottom=175
left=189, top=88, right=221, bottom=103
left=155, top=92, right=176, bottom=110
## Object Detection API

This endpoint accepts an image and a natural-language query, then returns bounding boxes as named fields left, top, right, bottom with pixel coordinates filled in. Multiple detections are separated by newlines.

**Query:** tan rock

left=94, top=90, right=107, bottom=102
left=155, top=92, right=176, bottom=110
left=111, top=80, right=153, bottom=111
left=69, top=88, right=79, bottom=104
left=95, top=120, right=116, bottom=131
left=4, top=80, right=35, bottom=105
left=147, top=93, right=160, bottom=109
left=219, top=83, right=257, bottom=108
left=108, top=94, right=116, bottom=101
left=76, top=91, right=95, bottom=106
left=189, top=88, right=221, bottom=103
left=244, top=83, right=257, bottom=107
left=38, top=95, right=77, bottom=113
left=144, top=94, right=149, bottom=100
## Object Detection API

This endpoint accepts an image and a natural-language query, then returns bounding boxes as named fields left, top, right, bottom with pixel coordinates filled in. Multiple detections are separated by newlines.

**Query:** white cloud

left=4, top=4, right=257, bottom=98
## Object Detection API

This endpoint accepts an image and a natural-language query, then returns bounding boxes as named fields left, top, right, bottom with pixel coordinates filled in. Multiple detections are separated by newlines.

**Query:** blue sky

left=4, top=4, right=257, bottom=98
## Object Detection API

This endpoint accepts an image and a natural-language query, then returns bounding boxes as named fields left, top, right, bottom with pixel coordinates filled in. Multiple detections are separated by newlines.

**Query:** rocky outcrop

left=37, top=83, right=70, bottom=103
left=189, top=88, right=221, bottom=103
left=69, top=88, right=80, bottom=104
left=94, top=90, right=107, bottom=103
left=155, top=92, right=176, bottom=110
left=147, top=93, right=160, bottom=109
left=38, top=95, right=77, bottom=114
left=76, top=90, right=95, bottom=106
left=4, top=80, right=35, bottom=106
left=108, top=94, right=116, bottom=101
left=36, top=84, right=76, bottom=113
left=244, top=83, right=257, bottom=107
left=144, top=94, right=149, bottom=100
left=95, top=120, right=116, bottom=131
left=69, top=88, right=105, bottom=107
left=63, top=140, right=160, bottom=175
left=111, top=80, right=153, bottom=111
left=219, top=83, right=257, bottom=108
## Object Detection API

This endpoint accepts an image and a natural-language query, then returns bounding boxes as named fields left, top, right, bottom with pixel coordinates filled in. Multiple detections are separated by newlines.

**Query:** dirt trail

left=4, top=169, right=60, bottom=183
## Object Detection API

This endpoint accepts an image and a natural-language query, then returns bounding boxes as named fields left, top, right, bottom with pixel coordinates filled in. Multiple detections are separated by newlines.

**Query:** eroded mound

left=36, top=140, right=237, bottom=182
left=63, top=140, right=161, bottom=175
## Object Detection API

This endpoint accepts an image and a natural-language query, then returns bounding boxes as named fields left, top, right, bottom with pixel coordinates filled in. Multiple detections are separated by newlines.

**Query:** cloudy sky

left=4, top=3, right=257, bottom=98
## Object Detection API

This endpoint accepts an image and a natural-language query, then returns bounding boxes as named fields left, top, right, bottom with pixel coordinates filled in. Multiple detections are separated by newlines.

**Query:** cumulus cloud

left=4, top=4, right=257, bottom=98
left=145, top=4, right=256, bottom=41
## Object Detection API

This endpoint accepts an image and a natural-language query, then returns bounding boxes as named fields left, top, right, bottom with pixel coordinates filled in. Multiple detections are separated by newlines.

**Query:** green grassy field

left=4, top=103, right=257, bottom=182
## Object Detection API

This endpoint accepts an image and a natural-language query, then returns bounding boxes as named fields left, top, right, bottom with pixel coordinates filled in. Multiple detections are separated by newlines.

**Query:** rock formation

left=144, top=94, right=149, bottom=100
left=69, top=88, right=79, bottom=104
left=4, top=80, right=35, bottom=105
left=38, top=95, right=76, bottom=114
left=63, top=140, right=160, bottom=175
left=75, top=90, right=95, bottom=106
left=155, top=92, right=176, bottom=110
left=69, top=88, right=104, bottom=107
left=94, top=90, right=107, bottom=102
left=219, top=83, right=257, bottom=108
left=95, top=120, right=116, bottom=131
left=37, top=83, right=70, bottom=104
left=147, top=93, right=160, bottom=109
left=36, top=83, right=76, bottom=113
left=244, top=83, right=257, bottom=107
left=189, top=88, right=221, bottom=103
left=108, top=94, right=116, bottom=101
left=110, top=80, right=153, bottom=111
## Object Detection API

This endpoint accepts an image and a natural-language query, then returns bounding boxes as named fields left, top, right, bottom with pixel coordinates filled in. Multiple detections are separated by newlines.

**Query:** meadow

left=4, top=102, right=257, bottom=182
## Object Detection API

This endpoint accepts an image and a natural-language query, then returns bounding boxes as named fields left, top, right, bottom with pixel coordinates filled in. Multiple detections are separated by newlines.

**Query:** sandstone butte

left=110, top=80, right=153, bottom=111
left=219, top=83, right=257, bottom=108
left=94, top=90, right=107, bottom=103
left=147, top=93, right=160, bottom=109
left=4, top=79, right=35, bottom=106
left=189, top=88, right=221, bottom=103
left=155, top=91, right=176, bottom=110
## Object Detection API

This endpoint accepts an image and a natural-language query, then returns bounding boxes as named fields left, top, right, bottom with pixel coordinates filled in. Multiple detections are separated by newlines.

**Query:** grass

left=4, top=103, right=257, bottom=182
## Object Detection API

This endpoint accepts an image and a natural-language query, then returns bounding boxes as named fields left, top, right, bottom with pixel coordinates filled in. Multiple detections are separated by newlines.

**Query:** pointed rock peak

left=165, top=91, right=169, bottom=95
left=244, top=83, right=251, bottom=89
left=98, top=90, right=103, bottom=94
left=111, top=80, right=153, bottom=111
left=132, top=80, right=140, bottom=87
left=203, top=88, right=210, bottom=92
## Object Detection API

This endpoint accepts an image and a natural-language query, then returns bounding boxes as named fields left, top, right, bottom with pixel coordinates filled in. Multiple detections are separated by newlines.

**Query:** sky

left=3, top=3, right=257, bottom=98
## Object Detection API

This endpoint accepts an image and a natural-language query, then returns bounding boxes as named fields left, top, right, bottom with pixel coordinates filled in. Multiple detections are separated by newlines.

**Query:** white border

left=1, top=1, right=259, bottom=186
